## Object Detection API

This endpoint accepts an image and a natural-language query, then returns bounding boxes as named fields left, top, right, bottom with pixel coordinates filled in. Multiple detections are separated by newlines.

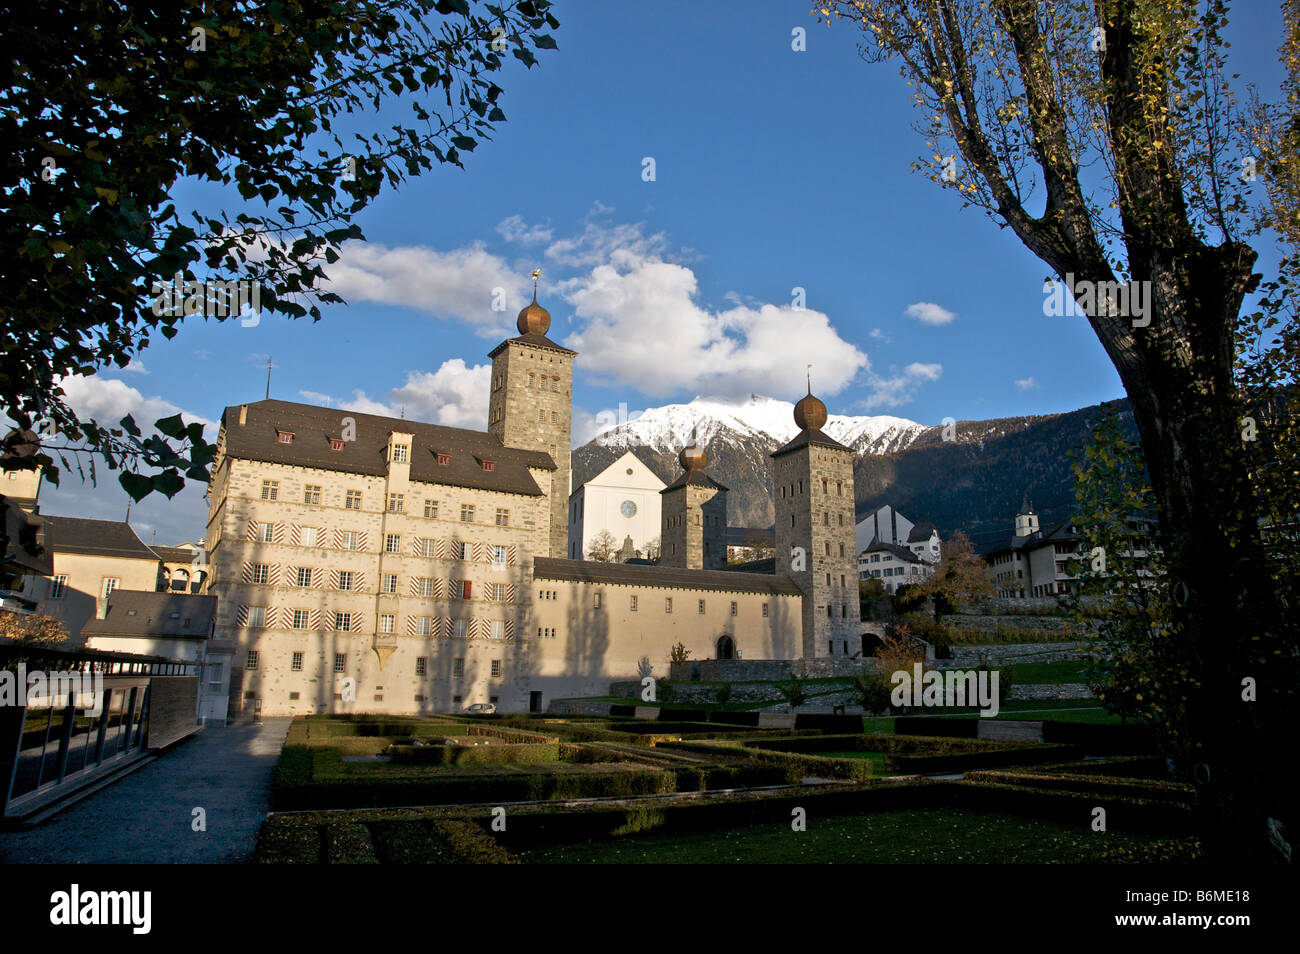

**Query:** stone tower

left=772, top=387, right=862, bottom=658
left=1014, top=493, right=1039, bottom=538
left=660, top=438, right=727, bottom=570
left=487, top=282, right=575, bottom=558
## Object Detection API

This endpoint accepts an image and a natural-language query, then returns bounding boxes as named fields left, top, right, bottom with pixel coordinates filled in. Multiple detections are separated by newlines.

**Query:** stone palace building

left=206, top=290, right=863, bottom=715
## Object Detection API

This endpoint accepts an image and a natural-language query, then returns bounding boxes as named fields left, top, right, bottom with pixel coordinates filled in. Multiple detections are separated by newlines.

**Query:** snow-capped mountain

left=592, top=394, right=928, bottom=456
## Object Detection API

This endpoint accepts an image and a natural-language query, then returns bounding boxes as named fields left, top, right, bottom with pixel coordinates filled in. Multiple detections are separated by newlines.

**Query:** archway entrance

left=716, top=635, right=735, bottom=660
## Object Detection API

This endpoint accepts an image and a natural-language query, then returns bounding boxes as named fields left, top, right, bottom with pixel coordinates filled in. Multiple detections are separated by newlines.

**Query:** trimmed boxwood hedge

left=386, top=742, right=560, bottom=765
left=793, top=714, right=862, bottom=733
left=893, top=717, right=981, bottom=738
left=1040, top=720, right=1156, bottom=753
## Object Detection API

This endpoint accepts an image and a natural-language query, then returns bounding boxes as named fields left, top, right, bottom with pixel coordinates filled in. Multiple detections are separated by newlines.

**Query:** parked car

left=464, top=703, right=496, bottom=715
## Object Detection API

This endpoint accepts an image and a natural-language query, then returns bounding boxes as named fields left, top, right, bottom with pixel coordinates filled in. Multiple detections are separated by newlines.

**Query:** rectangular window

left=453, top=619, right=469, bottom=638
left=345, top=490, right=362, bottom=510
left=490, top=620, right=505, bottom=639
left=538, top=409, right=546, bottom=423
left=424, top=499, right=438, bottom=518
left=100, top=577, right=120, bottom=599
left=460, top=504, right=475, bottom=523
left=630, top=595, right=638, bottom=612
left=416, top=657, right=427, bottom=675
left=415, top=617, right=432, bottom=636
left=379, top=613, right=395, bottom=634
left=278, top=431, right=294, bottom=444
left=492, top=545, right=507, bottom=566
left=417, top=577, right=434, bottom=598
left=303, top=485, right=321, bottom=505
left=291, top=652, right=303, bottom=672
left=330, top=438, right=345, bottom=451
left=453, top=658, right=465, bottom=677
left=256, top=522, right=274, bottom=543
left=550, top=378, right=558, bottom=392
left=489, top=582, right=505, bottom=602
left=495, top=508, right=510, bottom=526
left=292, top=609, right=309, bottom=629
left=246, top=650, right=259, bottom=670
left=334, top=653, right=346, bottom=673
left=481, top=460, right=495, bottom=472
left=337, top=570, right=354, bottom=591
left=392, top=444, right=409, bottom=463
left=437, top=453, right=450, bottom=466
left=594, top=592, right=602, bottom=609
left=528, top=373, right=535, bottom=388
left=665, top=598, right=673, bottom=614
left=491, top=659, right=502, bottom=677
left=698, top=599, right=706, bottom=614
left=550, top=411, right=558, bottom=424
left=381, top=573, right=398, bottom=594
left=762, top=603, right=769, bottom=618
left=385, top=533, right=401, bottom=554
left=300, top=527, right=318, bottom=547
left=387, top=493, right=405, bottom=513
left=247, top=606, right=266, bottom=628
left=48, top=575, right=67, bottom=599
left=334, top=612, right=352, bottom=631
left=295, top=567, right=312, bottom=587
left=461, top=581, right=472, bottom=599
left=730, top=601, right=738, bottom=616
left=340, top=530, right=358, bottom=551
left=261, top=480, right=279, bottom=500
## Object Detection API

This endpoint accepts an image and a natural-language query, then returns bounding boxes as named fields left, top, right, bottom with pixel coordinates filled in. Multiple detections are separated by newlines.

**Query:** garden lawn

left=514, top=806, right=1188, bottom=864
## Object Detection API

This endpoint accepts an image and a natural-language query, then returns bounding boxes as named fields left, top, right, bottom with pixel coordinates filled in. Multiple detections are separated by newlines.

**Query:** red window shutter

left=463, top=581, right=472, bottom=599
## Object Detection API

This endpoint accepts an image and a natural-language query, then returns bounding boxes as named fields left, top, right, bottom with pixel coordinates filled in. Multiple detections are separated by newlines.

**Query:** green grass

left=514, top=806, right=1187, bottom=864
left=818, top=751, right=891, bottom=775
left=1009, top=660, right=1091, bottom=684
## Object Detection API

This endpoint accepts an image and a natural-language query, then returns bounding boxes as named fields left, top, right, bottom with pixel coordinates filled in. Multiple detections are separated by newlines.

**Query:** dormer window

left=481, top=460, right=495, bottom=472
left=437, top=453, right=451, bottom=466
left=392, top=444, right=409, bottom=463
left=330, top=438, right=345, bottom=451
left=277, top=431, right=294, bottom=444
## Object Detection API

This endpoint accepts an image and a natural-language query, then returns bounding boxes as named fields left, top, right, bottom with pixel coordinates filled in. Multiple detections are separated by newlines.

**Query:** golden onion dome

left=793, top=390, right=828, bottom=431
left=679, top=444, right=708, bottom=472
left=516, top=291, right=551, bottom=335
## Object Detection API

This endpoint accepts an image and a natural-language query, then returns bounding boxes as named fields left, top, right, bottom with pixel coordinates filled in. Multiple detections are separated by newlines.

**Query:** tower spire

left=806, top=364, right=812, bottom=395
left=266, top=356, right=272, bottom=400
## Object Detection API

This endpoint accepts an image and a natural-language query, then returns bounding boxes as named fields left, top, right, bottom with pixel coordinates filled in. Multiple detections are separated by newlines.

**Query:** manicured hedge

left=609, top=705, right=636, bottom=717
left=964, top=768, right=1194, bottom=804
left=256, top=814, right=517, bottom=864
left=386, top=742, right=561, bottom=765
left=659, top=708, right=708, bottom=722
left=893, top=717, right=981, bottom=738
left=708, top=711, right=760, bottom=727
left=793, top=714, right=862, bottom=734
left=948, top=778, right=1194, bottom=834
left=1041, top=720, right=1156, bottom=754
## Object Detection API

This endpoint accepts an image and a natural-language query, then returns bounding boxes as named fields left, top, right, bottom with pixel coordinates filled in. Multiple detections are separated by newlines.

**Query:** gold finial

left=531, top=268, right=541, bottom=299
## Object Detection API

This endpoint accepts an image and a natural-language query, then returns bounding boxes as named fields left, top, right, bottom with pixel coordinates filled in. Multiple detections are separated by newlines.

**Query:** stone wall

left=942, top=614, right=1096, bottom=638
left=667, top=656, right=862, bottom=683
left=935, top=642, right=1088, bottom=670
left=1007, top=684, right=1094, bottom=701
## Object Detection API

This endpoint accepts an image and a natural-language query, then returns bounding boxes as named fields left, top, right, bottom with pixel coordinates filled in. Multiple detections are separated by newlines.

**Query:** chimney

left=238, top=404, right=248, bottom=426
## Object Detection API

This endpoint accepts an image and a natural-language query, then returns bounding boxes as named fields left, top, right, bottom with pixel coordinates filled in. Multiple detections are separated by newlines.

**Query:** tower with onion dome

left=488, top=270, right=576, bottom=558
left=660, top=431, right=728, bottom=570
left=772, top=378, right=862, bottom=658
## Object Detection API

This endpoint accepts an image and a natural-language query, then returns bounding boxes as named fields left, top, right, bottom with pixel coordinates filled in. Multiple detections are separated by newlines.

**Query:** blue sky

left=39, top=0, right=1289, bottom=543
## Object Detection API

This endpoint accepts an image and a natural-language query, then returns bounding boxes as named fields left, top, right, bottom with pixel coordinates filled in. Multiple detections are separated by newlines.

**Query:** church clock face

left=620, top=500, right=637, bottom=518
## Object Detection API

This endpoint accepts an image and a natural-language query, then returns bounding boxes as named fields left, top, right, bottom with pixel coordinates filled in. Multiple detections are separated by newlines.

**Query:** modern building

left=567, top=451, right=665, bottom=561
left=203, top=288, right=867, bottom=715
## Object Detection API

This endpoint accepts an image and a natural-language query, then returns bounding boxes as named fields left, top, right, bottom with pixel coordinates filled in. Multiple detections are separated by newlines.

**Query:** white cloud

left=122, top=360, right=148, bottom=375
left=320, top=240, right=527, bottom=336
left=313, top=360, right=491, bottom=431
left=869, top=328, right=889, bottom=342
left=57, top=375, right=215, bottom=433
left=560, top=258, right=868, bottom=401
left=859, top=363, right=943, bottom=410
left=1015, top=376, right=1038, bottom=391
left=905, top=301, right=957, bottom=326
left=496, top=214, right=553, bottom=245
left=546, top=221, right=671, bottom=269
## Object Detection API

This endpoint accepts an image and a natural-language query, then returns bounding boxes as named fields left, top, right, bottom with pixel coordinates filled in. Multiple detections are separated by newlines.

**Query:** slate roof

left=220, top=400, right=554, bottom=497
left=861, top=541, right=923, bottom=564
left=771, top=427, right=850, bottom=459
left=488, top=332, right=576, bottom=358
left=723, top=556, right=776, bottom=575
left=662, top=470, right=729, bottom=493
left=533, top=557, right=800, bottom=596
left=725, top=527, right=774, bottom=547
left=907, top=521, right=938, bottom=543
left=42, top=515, right=159, bottom=561
left=151, top=545, right=199, bottom=563
left=977, top=517, right=1083, bottom=557
left=81, top=590, right=218, bottom=639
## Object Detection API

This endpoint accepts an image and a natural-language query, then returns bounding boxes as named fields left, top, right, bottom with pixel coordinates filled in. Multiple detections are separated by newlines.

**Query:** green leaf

left=155, top=413, right=186, bottom=438
left=120, top=472, right=154, bottom=502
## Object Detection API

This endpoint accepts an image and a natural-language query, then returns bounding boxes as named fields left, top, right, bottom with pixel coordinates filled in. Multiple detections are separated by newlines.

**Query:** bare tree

left=585, top=529, right=618, bottom=563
